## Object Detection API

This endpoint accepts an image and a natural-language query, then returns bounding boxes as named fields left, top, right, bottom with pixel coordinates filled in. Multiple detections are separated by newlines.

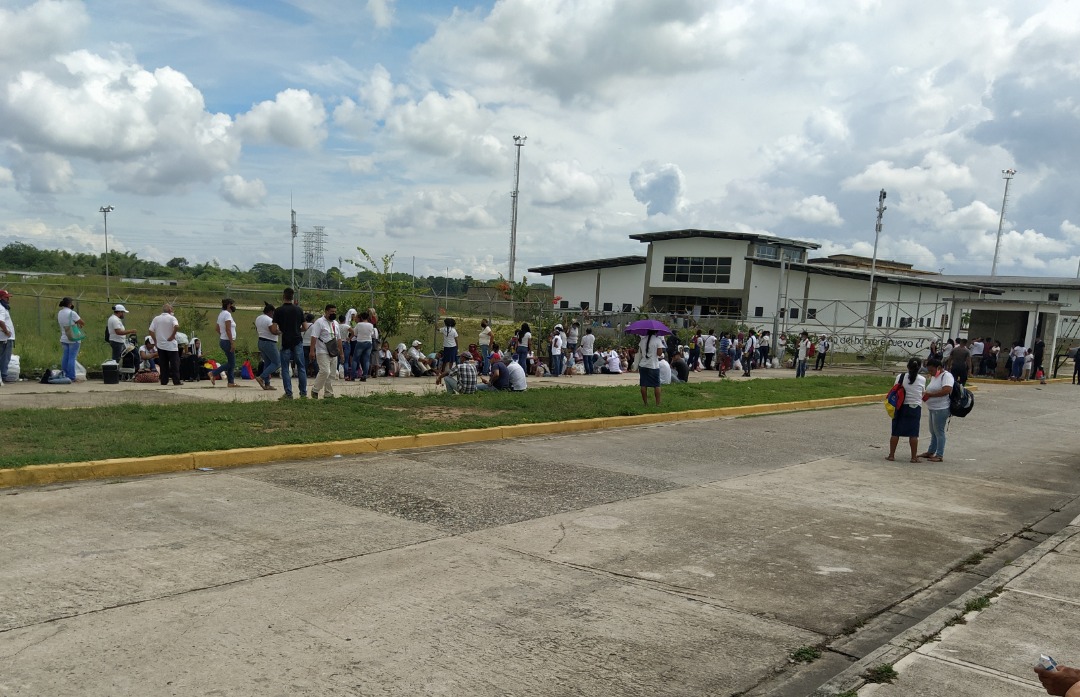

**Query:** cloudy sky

left=1, top=0, right=1079, bottom=281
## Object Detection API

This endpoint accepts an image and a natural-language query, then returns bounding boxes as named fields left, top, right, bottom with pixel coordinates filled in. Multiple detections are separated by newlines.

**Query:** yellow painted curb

left=0, top=391, right=892, bottom=490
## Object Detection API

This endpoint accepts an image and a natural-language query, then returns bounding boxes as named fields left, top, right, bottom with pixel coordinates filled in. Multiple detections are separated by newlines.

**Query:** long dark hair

left=906, top=357, right=922, bottom=384
left=519, top=322, right=530, bottom=337
left=642, top=330, right=658, bottom=359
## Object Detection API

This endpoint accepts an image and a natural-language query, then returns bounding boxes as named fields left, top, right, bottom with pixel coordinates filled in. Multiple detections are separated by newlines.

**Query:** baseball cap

left=411, top=339, right=422, bottom=347
left=0, top=290, right=10, bottom=299
left=113, top=304, right=128, bottom=313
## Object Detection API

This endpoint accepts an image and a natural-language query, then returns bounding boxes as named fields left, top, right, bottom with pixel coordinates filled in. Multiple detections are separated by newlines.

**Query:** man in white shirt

left=702, top=330, right=718, bottom=370
left=407, top=339, right=434, bottom=376
left=309, top=304, right=341, bottom=399
left=579, top=328, right=596, bottom=374
left=970, top=339, right=984, bottom=375
left=550, top=324, right=564, bottom=377
left=149, top=304, right=181, bottom=386
left=352, top=310, right=376, bottom=381
left=0, top=290, right=13, bottom=383
left=107, top=304, right=137, bottom=363
left=504, top=355, right=528, bottom=391
left=658, top=349, right=672, bottom=385
left=254, top=302, right=280, bottom=391
left=210, top=298, right=237, bottom=386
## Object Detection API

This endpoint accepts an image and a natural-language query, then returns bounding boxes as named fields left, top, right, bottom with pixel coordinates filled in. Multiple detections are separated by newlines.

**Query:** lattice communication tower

left=303, top=225, right=327, bottom=288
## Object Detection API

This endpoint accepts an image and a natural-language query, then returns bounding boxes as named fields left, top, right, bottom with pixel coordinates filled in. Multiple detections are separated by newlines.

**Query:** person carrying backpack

left=887, top=357, right=925, bottom=463
left=919, top=357, right=954, bottom=462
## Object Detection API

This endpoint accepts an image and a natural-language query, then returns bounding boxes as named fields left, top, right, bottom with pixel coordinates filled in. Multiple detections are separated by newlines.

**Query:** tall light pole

left=99, top=205, right=114, bottom=300
left=864, top=190, right=886, bottom=339
left=990, top=168, right=1016, bottom=277
left=290, top=204, right=298, bottom=290
left=508, top=135, right=526, bottom=319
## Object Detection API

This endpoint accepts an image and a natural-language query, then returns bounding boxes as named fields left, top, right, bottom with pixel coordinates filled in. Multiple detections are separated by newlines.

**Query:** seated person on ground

left=478, top=358, right=510, bottom=391
left=407, top=340, right=435, bottom=376
left=600, top=350, right=622, bottom=374
left=658, top=349, right=672, bottom=385
left=503, top=355, right=528, bottom=391
left=670, top=353, right=690, bottom=383
left=436, top=354, right=478, bottom=394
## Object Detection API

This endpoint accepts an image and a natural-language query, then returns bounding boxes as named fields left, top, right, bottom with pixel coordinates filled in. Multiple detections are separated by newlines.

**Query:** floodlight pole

left=990, top=168, right=1016, bottom=276
left=508, top=135, right=526, bottom=320
left=290, top=197, right=298, bottom=291
left=99, top=205, right=114, bottom=300
left=863, top=190, right=886, bottom=340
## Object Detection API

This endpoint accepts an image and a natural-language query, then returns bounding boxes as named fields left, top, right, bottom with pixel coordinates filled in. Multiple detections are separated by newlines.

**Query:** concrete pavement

left=1, top=382, right=1078, bottom=696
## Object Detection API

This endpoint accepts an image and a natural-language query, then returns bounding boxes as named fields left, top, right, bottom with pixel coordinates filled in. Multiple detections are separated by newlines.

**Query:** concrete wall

left=550, top=264, right=645, bottom=311
left=645, top=238, right=751, bottom=292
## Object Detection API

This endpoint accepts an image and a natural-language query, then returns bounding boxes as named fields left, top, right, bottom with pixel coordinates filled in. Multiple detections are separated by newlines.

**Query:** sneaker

left=255, top=376, right=265, bottom=389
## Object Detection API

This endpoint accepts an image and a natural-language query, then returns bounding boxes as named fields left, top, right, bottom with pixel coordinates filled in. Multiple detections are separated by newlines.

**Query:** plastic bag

left=75, top=360, right=87, bottom=382
left=6, top=354, right=19, bottom=382
left=732, top=359, right=742, bottom=371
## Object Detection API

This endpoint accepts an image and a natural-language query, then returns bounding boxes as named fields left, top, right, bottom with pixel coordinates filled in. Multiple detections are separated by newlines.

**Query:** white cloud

left=841, top=152, right=975, bottom=193
left=0, top=165, right=15, bottom=187
left=533, top=161, right=612, bottom=208
left=220, top=174, right=267, bottom=208
left=235, top=89, right=327, bottom=149
left=0, top=218, right=106, bottom=253
left=0, top=0, right=87, bottom=64
left=790, top=195, right=843, bottom=226
left=366, top=0, right=395, bottom=29
left=1061, top=220, right=1080, bottom=245
left=7, top=146, right=75, bottom=194
left=384, top=89, right=506, bottom=175
left=384, top=190, right=498, bottom=238
left=629, top=162, right=685, bottom=217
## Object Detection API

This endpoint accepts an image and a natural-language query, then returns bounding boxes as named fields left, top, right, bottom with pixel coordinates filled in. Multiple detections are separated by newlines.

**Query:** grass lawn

left=2, top=375, right=892, bottom=469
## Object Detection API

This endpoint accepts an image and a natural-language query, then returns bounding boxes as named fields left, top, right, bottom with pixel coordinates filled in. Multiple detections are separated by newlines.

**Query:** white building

left=531, top=229, right=1080, bottom=363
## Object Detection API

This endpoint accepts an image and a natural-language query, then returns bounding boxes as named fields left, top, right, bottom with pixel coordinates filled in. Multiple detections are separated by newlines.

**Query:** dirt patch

left=382, top=406, right=501, bottom=420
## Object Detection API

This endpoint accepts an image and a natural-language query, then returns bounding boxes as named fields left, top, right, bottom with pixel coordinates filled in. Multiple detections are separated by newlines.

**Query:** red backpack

left=885, top=374, right=906, bottom=419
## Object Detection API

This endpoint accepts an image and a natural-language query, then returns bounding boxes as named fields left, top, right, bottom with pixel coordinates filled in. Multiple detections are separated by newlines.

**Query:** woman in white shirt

left=888, top=357, right=927, bottom=463
left=919, top=357, right=954, bottom=462
left=579, top=328, right=596, bottom=374
left=637, top=330, right=666, bottom=405
left=516, top=323, right=531, bottom=372
left=478, top=319, right=493, bottom=375
left=57, top=296, right=85, bottom=381
left=440, top=317, right=459, bottom=371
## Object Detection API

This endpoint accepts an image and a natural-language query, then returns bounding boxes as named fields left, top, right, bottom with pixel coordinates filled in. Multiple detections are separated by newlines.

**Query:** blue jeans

left=258, top=338, right=280, bottom=384
left=61, top=341, right=81, bottom=380
left=481, top=344, right=491, bottom=375
left=928, top=407, right=949, bottom=457
left=552, top=353, right=564, bottom=377
left=279, top=344, right=307, bottom=397
left=517, top=346, right=529, bottom=372
left=583, top=354, right=595, bottom=374
left=354, top=341, right=373, bottom=379
left=213, top=339, right=235, bottom=384
left=341, top=341, right=353, bottom=378
left=796, top=359, right=807, bottom=377
left=0, top=340, right=12, bottom=382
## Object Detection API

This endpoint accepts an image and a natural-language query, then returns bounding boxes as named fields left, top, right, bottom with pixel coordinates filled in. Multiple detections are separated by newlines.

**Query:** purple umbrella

left=624, top=319, right=672, bottom=336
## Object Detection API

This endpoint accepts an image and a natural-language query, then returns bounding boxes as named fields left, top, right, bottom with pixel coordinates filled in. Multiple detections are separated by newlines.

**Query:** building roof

left=936, top=275, right=1080, bottom=289
left=750, top=258, right=1002, bottom=294
left=528, top=255, right=646, bottom=276
left=808, top=254, right=937, bottom=276
left=628, top=229, right=821, bottom=250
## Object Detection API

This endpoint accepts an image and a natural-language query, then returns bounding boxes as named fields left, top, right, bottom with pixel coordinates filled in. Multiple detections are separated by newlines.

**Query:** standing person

left=1022, top=348, right=1034, bottom=381
left=637, top=329, right=665, bottom=406
left=550, top=324, right=564, bottom=378
left=795, top=331, right=810, bottom=378
left=814, top=335, right=831, bottom=370
left=478, top=319, right=493, bottom=375
left=149, top=304, right=181, bottom=386
left=567, top=321, right=580, bottom=360
left=353, top=310, right=375, bottom=381
left=947, top=338, right=971, bottom=385
left=1032, top=336, right=1045, bottom=379
left=759, top=331, right=771, bottom=369
left=580, top=327, right=596, bottom=374
left=309, top=304, right=341, bottom=399
left=742, top=330, right=758, bottom=377
left=57, top=297, right=86, bottom=381
left=210, top=298, right=237, bottom=387
left=887, top=358, right=926, bottom=463
left=440, top=317, right=459, bottom=372
left=0, top=289, right=14, bottom=383
left=919, top=357, right=954, bottom=463
left=942, top=338, right=954, bottom=367
left=254, top=302, right=280, bottom=391
left=107, top=304, right=137, bottom=362
left=717, top=332, right=731, bottom=377
left=702, top=329, right=717, bottom=371
left=273, top=287, right=307, bottom=399
left=689, top=329, right=702, bottom=370
left=969, top=337, right=984, bottom=376
left=516, top=322, right=531, bottom=372
left=337, top=317, right=352, bottom=379
left=1009, top=341, right=1026, bottom=381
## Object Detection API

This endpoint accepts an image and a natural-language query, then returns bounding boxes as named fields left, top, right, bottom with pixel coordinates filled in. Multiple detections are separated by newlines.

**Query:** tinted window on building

left=559, top=300, right=569, bottom=309
left=580, top=301, right=589, bottom=310
left=603, top=303, right=613, bottom=312
left=662, top=256, right=732, bottom=284
left=1050, top=293, right=1060, bottom=301
left=807, top=308, right=817, bottom=320
left=754, top=306, right=764, bottom=317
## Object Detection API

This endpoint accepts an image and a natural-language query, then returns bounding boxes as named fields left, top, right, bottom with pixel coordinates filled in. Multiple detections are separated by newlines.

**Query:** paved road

left=2, top=383, right=1078, bottom=696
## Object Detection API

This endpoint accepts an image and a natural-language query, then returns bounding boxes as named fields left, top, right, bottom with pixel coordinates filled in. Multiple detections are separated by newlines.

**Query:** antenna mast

left=990, top=168, right=1017, bottom=276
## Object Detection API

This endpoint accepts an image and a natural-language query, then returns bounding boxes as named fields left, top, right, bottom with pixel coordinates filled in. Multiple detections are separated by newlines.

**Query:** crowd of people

left=930, top=335, right=1047, bottom=383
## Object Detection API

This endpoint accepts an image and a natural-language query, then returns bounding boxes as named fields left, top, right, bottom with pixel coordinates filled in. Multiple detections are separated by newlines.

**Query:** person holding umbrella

left=627, top=319, right=670, bottom=406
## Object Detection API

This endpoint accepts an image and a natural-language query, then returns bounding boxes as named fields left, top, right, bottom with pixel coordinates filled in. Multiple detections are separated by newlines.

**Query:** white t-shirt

left=580, top=333, right=595, bottom=355
left=336, top=321, right=351, bottom=342
left=1011, top=345, right=1026, bottom=359
left=926, top=370, right=955, bottom=411
left=354, top=321, right=375, bottom=343
left=442, top=326, right=458, bottom=348
left=216, top=310, right=236, bottom=341
left=567, top=326, right=579, bottom=344
left=408, top=346, right=424, bottom=361
left=521, top=331, right=531, bottom=349
left=505, top=360, right=528, bottom=391
left=745, top=335, right=757, bottom=353
left=604, top=351, right=621, bottom=373
left=311, top=317, right=337, bottom=355
left=107, top=314, right=128, bottom=342
left=658, top=359, right=672, bottom=384
left=897, top=373, right=926, bottom=405
left=149, top=313, right=180, bottom=351
left=703, top=335, right=717, bottom=353
left=798, top=339, right=810, bottom=360
left=551, top=333, right=563, bottom=354
left=255, top=314, right=277, bottom=342
left=479, top=326, right=492, bottom=347
left=637, top=335, right=665, bottom=369
left=971, top=341, right=984, bottom=357
left=761, top=335, right=771, bottom=348
left=58, top=308, right=81, bottom=344
left=0, top=303, right=11, bottom=341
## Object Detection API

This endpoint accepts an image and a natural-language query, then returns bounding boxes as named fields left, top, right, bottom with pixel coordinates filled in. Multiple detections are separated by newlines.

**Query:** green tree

left=348, top=248, right=417, bottom=339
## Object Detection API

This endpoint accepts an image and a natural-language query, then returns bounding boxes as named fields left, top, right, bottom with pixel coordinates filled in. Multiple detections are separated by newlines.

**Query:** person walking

left=637, top=329, right=665, bottom=406
left=309, top=304, right=341, bottom=399
left=795, top=331, right=810, bottom=378
left=149, top=304, right=182, bottom=386
left=887, top=358, right=926, bottom=463
left=353, top=310, right=376, bottom=381
left=516, top=323, right=531, bottom=372
left=57, top=296, right=86, bottom=381
left=919, top=357, right=954, bottom=463
left=210, top=298, right=237, bottom=387
left=254, top=302, right=280, bottom=391
left=478, top=318, right=493, bottom=375
left=0, top=289, right=14, bottom=383
left=106, top=304, right=137, bottom=362
left=947, top=338, right=971, bottom=385
left=273, top=287, right=307, bottom=399
left=814, top=335, right=831, bottom=370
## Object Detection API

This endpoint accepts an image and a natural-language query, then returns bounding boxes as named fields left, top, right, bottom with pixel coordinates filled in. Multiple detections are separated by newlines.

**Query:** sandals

left=926, top=456, right=943, bottom=462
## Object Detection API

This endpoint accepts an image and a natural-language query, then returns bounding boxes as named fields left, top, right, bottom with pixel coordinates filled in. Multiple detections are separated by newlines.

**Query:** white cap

left=412, top=339, right=422, bottom=346
left=113, top=304, right=128, bottom=313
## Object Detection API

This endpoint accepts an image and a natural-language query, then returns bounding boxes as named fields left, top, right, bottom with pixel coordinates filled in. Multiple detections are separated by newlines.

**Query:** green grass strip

left=2, top=375, right=892, bottom=468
